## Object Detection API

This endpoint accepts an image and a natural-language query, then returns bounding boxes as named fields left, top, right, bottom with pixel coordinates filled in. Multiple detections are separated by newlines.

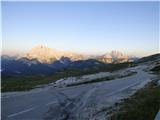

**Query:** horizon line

left=2, top=45, right=159, bottom=58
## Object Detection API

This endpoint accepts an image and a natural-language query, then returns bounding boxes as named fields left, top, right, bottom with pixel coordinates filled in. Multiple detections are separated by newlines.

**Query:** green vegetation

left=1, top=69, right=84, bottom=92
left=109, top=80, right=160, bottom=120
left=2, top=62, right=135, bottom=92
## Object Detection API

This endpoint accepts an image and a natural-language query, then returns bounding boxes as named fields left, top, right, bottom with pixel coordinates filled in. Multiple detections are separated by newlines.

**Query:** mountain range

left=1, top=45, right=137, bottom=76
left=23, top=45, right=135, bottom=63
left=25, top=45, right=86, bottom=63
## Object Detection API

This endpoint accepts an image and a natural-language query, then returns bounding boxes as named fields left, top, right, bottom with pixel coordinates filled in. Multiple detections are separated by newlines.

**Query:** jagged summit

left=98, top=50, right=129, bottom=63
left=104, top=50, right=129, bottom=59
left=25, top=45, right=60, bottom=63
left=25, top=45, right=85, bottom=63
left=4, top=45, right=134, bottom=64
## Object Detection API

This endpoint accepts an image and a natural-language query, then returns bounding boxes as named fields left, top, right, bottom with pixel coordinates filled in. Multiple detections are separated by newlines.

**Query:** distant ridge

left=1, top=45, right=136, bottom=76
left=97, top=50, right=131, bottom=63
left=21, top=45, right=134, bottom=64
left=25, top=45, right=86, bottom=63
left=2, top=45, right=136, bottom=64
left=25, top=45, right=60, bottom=63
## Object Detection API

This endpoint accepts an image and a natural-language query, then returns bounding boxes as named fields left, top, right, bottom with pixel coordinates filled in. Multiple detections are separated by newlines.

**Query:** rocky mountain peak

left=25, top=45, right=59, bottom=63
left=110, top=50, right=128, bottom=59
left=24, top=45, right=86, bottom=63
left=98, top=50, right=129, bottom=63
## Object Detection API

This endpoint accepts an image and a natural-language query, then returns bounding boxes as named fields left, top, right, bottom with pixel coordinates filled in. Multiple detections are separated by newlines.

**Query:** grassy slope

left=2, top=62, right=135, bottom=92
left=110, top=80, right=160, bottom=120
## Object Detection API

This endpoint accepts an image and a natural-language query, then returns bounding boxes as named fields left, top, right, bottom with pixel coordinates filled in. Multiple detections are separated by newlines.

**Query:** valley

left=1, top=53, right=160, bottom=120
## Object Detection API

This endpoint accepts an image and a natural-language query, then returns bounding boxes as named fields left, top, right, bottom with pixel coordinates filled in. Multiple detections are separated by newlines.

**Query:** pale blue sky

left=2, top=2, right=159, bottom=56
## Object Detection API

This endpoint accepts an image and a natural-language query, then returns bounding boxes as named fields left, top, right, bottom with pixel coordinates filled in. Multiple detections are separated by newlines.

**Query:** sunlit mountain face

left=24, top=45, right=87, bottom=63
left=1, top=45, right=138, bottom=76
left=3, top=45, right=135, bottom=64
